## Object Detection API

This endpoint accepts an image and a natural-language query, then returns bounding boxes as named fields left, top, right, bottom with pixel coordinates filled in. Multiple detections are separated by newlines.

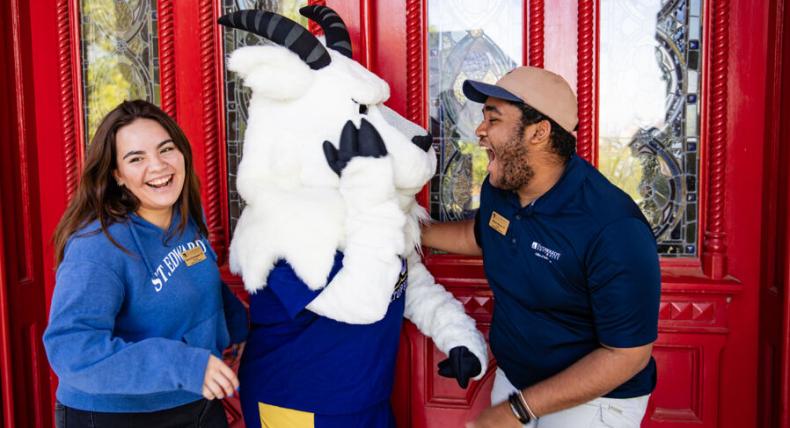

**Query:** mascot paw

left=437, top=346, right=482, bottom=389
left=411, top=134, right=433, bottom=152
left=323, top=119, right=387, bottom=176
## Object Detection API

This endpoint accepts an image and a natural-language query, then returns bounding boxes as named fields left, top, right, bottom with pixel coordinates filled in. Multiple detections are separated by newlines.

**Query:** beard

left=489, top=127, right=534, bottom=191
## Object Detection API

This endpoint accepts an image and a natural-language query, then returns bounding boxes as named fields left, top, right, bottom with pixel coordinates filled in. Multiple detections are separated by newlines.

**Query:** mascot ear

left=228, top=46, right=314, bottom=100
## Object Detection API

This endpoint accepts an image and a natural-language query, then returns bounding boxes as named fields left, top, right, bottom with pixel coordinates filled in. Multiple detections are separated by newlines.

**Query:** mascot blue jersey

left=239, top=252, right=406, bottom=428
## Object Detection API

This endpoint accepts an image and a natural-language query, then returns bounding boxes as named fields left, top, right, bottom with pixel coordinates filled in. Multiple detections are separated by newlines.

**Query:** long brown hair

left=53, top=100, right=208, bottom=266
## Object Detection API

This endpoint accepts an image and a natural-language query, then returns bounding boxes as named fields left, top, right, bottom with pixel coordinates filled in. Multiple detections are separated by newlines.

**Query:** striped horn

left=218, top=10, right=331, bottom=70
left=299, top=5, right=352, bottom=59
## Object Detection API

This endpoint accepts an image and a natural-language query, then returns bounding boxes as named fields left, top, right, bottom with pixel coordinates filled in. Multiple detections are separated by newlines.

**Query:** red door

left=3, top=0, right=788, bottom=427
left=759, top=0, right=790, bottom=426
left=358, top=0, right=771, bottom=427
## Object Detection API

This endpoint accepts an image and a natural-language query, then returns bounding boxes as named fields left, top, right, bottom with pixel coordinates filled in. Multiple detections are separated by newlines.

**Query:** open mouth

left=483, top=146, right=495, bottom=162
left=146, top=175, right=174, bottom=189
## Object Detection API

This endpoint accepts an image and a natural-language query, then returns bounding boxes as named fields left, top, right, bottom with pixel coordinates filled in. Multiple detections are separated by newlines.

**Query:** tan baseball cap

left=463, top=66, right=578, bottom=134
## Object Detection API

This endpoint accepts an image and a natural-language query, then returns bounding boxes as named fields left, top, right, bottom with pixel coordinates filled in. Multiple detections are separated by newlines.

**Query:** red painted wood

left=576, top=0, right=597, bottom=165
left=27, top=0, right=77, bottom=423
left=710, top=0, right=766, bottom=424
left=783, top=178, right=790, bottom=428
left=701, top=0, right=730, bottom=280
left=56, top=0, right=84, bottom=199
left=544, top=0, right=578, bottom=89
left=761, top=0, right=790, bottom=426
left=0, top=18, right=17, bottom=419
left=527, top=0, right=544, bottom=68
left=2, top=0, right=59, bottom=426
left=158, top=0, right=177, bottom=118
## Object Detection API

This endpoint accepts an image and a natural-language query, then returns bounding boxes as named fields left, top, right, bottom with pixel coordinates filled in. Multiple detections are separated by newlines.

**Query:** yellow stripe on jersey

left=259, top=402, right=315, bottom=428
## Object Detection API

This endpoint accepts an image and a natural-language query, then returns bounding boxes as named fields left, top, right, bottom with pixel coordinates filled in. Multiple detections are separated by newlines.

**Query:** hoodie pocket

left=181, top=312, right=230, bottom=354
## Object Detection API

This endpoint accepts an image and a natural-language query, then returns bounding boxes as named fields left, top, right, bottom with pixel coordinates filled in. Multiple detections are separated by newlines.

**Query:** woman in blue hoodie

left=44, top=100, right=248, bottom=427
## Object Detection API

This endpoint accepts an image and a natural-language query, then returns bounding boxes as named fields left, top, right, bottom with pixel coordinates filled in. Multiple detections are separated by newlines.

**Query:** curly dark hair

left=509, top=100, right=576, bottom=162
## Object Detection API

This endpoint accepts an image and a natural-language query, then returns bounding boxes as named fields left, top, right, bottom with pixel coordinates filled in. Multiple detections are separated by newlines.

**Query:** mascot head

left=219, top=6, right=436, bottom=202
left=221, top=6, right=437, bottom=291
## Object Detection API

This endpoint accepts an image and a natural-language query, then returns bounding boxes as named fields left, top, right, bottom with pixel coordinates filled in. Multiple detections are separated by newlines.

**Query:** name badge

left=489, top=211, right=510, bottom=236
left=181, top=246, right=207, bottom=267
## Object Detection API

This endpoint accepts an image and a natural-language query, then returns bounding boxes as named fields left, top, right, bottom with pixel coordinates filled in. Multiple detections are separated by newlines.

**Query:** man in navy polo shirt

left=422, top=66, right=660, bottom=427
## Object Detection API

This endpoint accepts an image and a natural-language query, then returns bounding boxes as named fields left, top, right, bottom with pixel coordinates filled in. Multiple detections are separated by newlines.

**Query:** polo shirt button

left=511, top=237, right=517, bottom=244
left=515, top=214, right=522, bottom=220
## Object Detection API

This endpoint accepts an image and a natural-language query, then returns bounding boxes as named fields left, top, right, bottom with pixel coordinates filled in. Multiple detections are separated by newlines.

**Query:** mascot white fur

left=219, top=6, right=487, bottom=427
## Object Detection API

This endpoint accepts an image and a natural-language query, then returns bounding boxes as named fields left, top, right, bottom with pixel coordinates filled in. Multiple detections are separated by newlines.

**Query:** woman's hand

left=223, top=341, right=246, bottom=368
left=202, top=355, right=239, bottom=400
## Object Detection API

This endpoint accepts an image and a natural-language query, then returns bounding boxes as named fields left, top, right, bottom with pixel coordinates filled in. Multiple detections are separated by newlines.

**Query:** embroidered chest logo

left=531, top=241, right=561, bottom=262
left=150, top=239, right=209, bottom=292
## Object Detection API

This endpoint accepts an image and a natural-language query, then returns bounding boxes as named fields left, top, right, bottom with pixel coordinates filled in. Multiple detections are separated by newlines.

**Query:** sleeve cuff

left=181, top=347, right=211, bottom=395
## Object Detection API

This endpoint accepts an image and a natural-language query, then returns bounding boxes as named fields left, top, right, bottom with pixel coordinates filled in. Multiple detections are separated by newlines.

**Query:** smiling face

left=113, top=118, right=186, bottom=225
left=476, top=97, right=536, bottom=191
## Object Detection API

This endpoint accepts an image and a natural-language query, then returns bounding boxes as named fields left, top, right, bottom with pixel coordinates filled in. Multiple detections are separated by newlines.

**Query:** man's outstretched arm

left=421, top=219, right=482, bottom=256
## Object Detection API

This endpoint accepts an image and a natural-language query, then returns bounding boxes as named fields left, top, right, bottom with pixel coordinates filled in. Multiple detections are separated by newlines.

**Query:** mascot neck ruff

left=220, top=6, right=488, bottom=427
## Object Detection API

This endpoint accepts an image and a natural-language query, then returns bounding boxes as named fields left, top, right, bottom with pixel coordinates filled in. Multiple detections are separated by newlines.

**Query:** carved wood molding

left=576, top=0, right=597, bottom=163
left=198, top=0, right=225, bottom=255
left=528, top=0, right=544, bottom=67
left=158, top=0, right=176, bottom=117
left=456, top=294, right=494, bottom=321
left=56, top=0, right=80, bottom=199
left=702, top=0, right=730, bottom=279
left=657, top=299, right=729, bottom=333
left=405, top=0, right=425, bottom=126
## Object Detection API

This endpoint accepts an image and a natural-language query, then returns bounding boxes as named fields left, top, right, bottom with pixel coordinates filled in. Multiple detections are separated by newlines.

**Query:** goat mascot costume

left=219, top=6, right=488, bottom=428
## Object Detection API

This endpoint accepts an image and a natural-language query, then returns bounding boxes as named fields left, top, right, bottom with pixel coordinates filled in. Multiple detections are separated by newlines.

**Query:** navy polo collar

left=499, top=154, right=588, bottom=214
left=532, top=154, right=587, bottom=214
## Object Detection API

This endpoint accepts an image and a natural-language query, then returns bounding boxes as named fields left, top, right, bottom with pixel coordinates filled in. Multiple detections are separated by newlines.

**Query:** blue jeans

left=54, top=398, right=227, bottom=428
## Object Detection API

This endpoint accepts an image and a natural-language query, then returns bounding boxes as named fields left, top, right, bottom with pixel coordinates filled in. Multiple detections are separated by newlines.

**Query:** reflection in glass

left=599, top=0, right=702, bottom=256
left=80, top=0, right=159, bottom=145
left=222, top=0, right=308, bottom=234
left=428, top=0, right=522, bottom=221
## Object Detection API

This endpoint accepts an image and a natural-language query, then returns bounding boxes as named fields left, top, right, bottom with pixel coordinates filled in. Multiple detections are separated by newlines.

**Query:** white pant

left=491, top=368, right=650, bottom=428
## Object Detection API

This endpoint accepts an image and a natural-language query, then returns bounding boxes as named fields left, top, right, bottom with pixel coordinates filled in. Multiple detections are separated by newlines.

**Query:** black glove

left=323, top=119, right=388, bottom=176
left=437, top=346, right=482, bottom=389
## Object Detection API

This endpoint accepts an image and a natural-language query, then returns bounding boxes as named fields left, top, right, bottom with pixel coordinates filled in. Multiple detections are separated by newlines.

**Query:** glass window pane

left=428, top=0, right=523, bottom=221
left=222, top=0, right=308, bottom=235
left=80, top=0, right=160, bottom=145
left=598, top=0, right=702, bottom=256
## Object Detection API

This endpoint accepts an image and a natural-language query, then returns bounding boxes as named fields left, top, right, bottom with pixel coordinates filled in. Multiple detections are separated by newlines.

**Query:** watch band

left=508, top=392, right=531, bottom=424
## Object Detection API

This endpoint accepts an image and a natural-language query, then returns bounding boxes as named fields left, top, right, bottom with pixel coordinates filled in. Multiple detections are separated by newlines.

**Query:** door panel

left=2, top=0, right=54, bottom=426
left=760, top=0, right=790, bottom=427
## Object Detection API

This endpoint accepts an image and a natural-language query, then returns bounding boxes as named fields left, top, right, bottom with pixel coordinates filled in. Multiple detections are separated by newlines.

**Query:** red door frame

left=761, top=0, right=790, bottom=426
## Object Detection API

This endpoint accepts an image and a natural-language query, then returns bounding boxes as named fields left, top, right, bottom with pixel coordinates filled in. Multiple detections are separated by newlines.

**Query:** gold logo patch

left=489, top=211, right=510, bottom=236
left=181, top=246, right=207, bottom=267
